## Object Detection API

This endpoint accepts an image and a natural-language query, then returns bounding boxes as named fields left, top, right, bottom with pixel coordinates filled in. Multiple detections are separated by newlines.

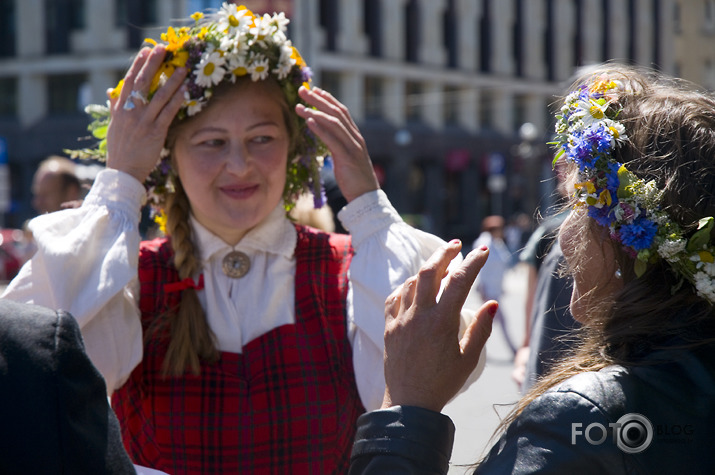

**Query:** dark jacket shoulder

left=0, top=299, right=135, bottom=474
left=480, top=347, right=715, bottom=474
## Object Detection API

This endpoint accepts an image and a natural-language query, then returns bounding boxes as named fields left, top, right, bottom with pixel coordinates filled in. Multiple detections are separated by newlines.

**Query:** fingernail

left=479, top=245, right=488, bottom=251
left=449, top=239, right=460, bottom=245
left=488, top=302, right=499, bottom=318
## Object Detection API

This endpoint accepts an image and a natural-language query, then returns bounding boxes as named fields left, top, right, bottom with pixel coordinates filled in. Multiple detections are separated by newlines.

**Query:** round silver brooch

left=222, top=250, right=251, bottom=278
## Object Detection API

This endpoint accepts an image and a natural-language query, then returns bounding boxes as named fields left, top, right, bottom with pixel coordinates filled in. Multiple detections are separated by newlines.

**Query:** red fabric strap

left=163, top=274, right=204, bottom=293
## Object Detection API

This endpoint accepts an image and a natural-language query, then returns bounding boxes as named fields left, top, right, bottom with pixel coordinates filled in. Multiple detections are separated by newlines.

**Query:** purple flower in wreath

left=619, top=202, right=636, bottom=222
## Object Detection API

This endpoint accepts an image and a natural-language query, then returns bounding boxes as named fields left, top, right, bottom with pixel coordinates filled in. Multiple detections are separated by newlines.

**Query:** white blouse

left=3, top=169, right=484, bottom=411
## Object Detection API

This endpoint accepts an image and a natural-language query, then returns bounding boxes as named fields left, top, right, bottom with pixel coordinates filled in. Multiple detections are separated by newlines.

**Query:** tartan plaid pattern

left=112, top=225, right=365, bottom=474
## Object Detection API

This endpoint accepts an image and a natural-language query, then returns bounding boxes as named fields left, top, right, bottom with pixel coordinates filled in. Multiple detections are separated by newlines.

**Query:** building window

left=319, top=71, right=341, bottom=98
left=118, top=0, right=159, bottom=48
left=479, top=89, right=494, bottom=130
left=364, top=76, right=383, bottom=119
left=0, top=78, right=17, bottom=117
left=444, top=85, right=460, bottom=126
left=574, top=0, right=583, bottom=68
left=545, top=0, right=555, bottom=81
left=405, top=0, right=419, bottom=63
left=405, top=81, right=422, bottom=122
left=653, top=0, right=662, bottom=68
left=513, top=94, right=529, bottom=132
left=479, top=0, right=491, bottom=73
left=444, top=0, right=458, bottom=68
left=364, top=0, right=382, bottom=57
left=48, top=74, right=88, bottom=115
left=0, top=0, right=15, bottom=58
left=513, top=0, right=524, bottom=76
left=46, top=0, right=86, bottom=54
left=627, top=0, right=636, bottom=63
left=319, top=0, right=338, bottom=51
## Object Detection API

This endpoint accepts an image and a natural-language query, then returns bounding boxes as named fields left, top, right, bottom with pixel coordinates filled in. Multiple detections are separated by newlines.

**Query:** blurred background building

left=1, top=0, right=714, bottom=242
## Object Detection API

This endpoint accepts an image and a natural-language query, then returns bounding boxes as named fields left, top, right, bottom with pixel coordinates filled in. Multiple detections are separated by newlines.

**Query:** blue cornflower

left=588, top=203, right=614, bottom=227
left=569, top=133, right=596, bottom=170
left=587, top=124, right=613, bottom=153
left=605, top=162, right=621, bottom=191
left=619, top=216, right=658, bottom=251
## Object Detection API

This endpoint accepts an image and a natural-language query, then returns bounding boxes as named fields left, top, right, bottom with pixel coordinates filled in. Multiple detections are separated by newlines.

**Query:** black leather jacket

left=350, top=343, right=715, bottom=474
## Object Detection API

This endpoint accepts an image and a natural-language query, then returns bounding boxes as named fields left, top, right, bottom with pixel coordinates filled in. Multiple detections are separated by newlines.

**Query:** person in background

left=350, top=64, right=715, bottom=473
left=513, top=160, right=576, bottom=390
left=31, top=155, right=82, bottom=214
left=470, top=215, right=518, bottom=354
left=504, top=212, right=532, bottom=259
left=3, top=5, right=480, bottom=474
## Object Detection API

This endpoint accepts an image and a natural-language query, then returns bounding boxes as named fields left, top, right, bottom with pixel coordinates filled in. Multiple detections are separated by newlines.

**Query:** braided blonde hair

left=160, top=179, right=219, bottom=376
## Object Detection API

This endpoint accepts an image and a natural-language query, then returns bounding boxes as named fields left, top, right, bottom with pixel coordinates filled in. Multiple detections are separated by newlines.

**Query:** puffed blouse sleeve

left=339, top=190, right=465, bottom=411
left=2, top=169, right=145, bottom=394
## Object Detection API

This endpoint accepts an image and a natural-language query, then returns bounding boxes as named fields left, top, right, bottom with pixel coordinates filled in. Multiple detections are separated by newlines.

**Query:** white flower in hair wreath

left=552, top=76, right=715, bottom=304
left=65, top=2, right=328, bottom=226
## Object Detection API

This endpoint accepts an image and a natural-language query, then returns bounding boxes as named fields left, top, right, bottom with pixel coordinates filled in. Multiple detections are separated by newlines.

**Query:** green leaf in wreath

left=687, top=217, right=714, bottom=252
left=634, top=258, right=647, bottom=277
left=92, top=125, right=108, bottom=140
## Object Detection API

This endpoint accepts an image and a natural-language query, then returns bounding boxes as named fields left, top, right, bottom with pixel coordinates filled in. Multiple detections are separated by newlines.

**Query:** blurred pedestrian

left=504, top=212, right=532, bottom=257
left=31, top=155, right=82, bottom=214
left=513, top=158, right=574, bottom=389
left=471, top=215, right=518, bottom=354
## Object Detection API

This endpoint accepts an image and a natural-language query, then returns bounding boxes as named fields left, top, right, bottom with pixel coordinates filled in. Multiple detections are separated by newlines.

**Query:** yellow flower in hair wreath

left=66, top=1, right=328, bottom=215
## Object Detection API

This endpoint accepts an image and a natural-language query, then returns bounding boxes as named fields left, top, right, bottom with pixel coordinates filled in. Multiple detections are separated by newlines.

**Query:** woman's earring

left=615, top=268, right=623, bottom=279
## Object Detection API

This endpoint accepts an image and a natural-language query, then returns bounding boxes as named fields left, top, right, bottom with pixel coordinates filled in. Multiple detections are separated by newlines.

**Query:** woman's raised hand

left=381, top=241, right=497, bottom=413
left=296, top=86, right=379, bottom=203
left=106, top=45, right=188, bottom=183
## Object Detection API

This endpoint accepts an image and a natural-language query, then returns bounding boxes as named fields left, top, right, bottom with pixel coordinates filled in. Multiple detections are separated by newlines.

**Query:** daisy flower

left=227, top=54, right=250, bottom=81
left=217, top=3, right=252, bottom=35
left=248, top=55, right=270, bottom=81
left=194, top=50, right=226, bottom=87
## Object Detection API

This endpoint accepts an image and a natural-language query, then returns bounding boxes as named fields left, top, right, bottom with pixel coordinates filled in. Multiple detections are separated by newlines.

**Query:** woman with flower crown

left=1, top=4, right=484, bottom=474
left=349, top=64, right=715, bottom=474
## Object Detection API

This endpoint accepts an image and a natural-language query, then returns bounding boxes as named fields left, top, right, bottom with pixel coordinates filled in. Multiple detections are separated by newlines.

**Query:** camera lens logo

left=615, top=413, right=653, bottom=454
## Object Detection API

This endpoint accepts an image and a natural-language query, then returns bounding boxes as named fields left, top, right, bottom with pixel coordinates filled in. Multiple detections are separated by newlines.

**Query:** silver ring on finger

left=123, top=90, right=148, bottom=111
left=130, top=90, right=149, bottom=105
left=123, top=96, right=136, bottom=111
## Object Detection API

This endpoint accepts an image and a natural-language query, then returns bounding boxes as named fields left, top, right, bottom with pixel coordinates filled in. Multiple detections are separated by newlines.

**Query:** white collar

left=190, top=204, right=297, bottom=264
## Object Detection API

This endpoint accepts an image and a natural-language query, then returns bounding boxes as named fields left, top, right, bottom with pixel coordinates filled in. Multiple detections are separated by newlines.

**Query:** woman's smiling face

left=172, top=80, right=290, bottom=245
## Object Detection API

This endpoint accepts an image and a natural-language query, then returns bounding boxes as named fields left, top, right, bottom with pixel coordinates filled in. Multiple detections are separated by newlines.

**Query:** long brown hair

left=487, top=64, right=715, bottom=453
left=149, top=77, right=299, bottom=376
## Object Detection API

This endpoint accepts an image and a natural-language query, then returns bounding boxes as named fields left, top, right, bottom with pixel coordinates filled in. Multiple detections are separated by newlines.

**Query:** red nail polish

left=489, top=302, right=499, bottom=318
left=480, top=245, right=488, bottom=251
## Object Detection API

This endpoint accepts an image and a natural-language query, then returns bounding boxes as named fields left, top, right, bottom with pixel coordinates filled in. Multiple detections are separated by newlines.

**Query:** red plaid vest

left=112, top=225, right=366, bottom=474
